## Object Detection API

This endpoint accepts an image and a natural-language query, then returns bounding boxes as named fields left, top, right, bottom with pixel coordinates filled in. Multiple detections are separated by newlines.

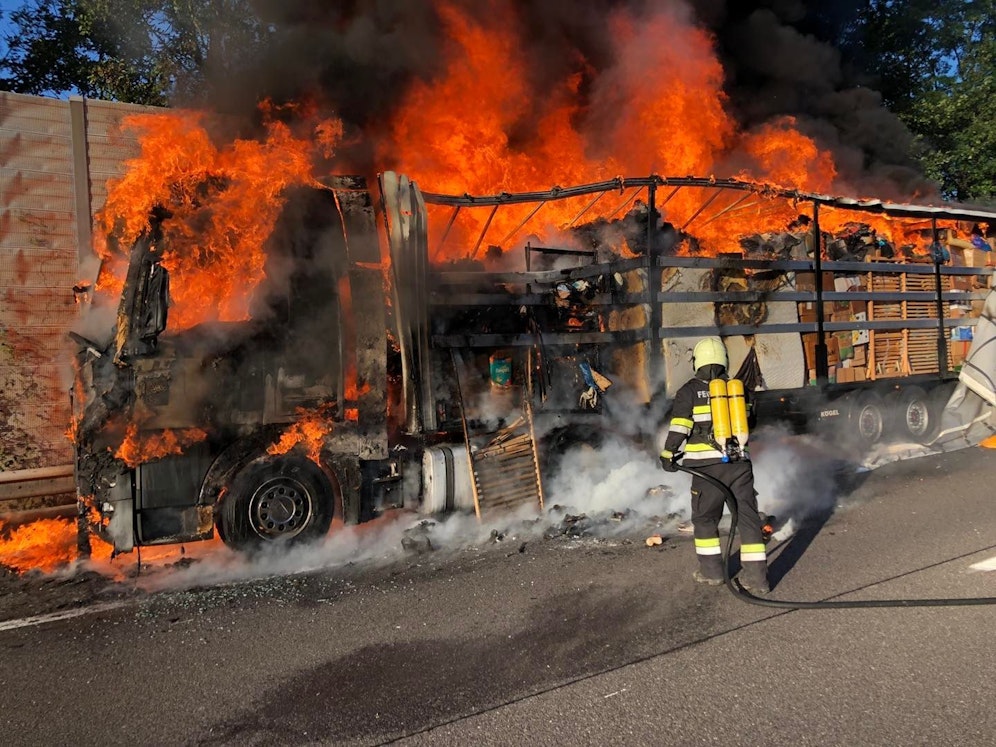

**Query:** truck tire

left=850, top=391, right=886, bottom=446
left=219, top=455, right=335, bottom=551
left=892, top=386, right=935, bottom=443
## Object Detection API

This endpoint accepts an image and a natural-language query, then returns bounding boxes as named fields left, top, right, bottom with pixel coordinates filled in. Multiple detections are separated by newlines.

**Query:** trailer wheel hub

left=905, top=400, right=928, bottom=436
left=249, top=477, right=313, bottom=539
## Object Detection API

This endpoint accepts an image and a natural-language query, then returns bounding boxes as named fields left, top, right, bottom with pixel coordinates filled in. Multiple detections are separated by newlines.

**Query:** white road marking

left=0, top=601, right=128, bottom=632
left=970, top=555, right=996, bottom=572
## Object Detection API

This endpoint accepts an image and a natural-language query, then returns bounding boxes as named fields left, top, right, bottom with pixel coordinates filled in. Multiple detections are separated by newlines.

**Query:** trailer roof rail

left=420, top=175, right=996, bottom=224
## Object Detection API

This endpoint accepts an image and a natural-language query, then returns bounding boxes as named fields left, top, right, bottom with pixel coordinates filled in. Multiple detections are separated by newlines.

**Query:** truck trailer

left=71, top=171, right=996, bottom=555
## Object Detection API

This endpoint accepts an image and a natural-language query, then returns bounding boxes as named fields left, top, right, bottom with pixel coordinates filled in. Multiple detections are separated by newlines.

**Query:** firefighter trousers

left=689, top=460, right=766, bottom=580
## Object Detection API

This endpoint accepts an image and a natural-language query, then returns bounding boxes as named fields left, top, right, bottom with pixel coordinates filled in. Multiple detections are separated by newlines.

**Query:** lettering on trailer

left=819, top=409, right=841, bottom=419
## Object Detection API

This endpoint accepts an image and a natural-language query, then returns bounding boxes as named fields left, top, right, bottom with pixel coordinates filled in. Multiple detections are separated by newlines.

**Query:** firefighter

left=659, top=337, right=769, bottom=594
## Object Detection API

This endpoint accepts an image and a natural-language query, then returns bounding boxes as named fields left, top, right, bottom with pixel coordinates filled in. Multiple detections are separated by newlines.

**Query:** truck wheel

left=219, top=456, right=335, bottom=551
left=851, top=392, right=886, bottom=446
left=893, top=386, right=935, bottom=442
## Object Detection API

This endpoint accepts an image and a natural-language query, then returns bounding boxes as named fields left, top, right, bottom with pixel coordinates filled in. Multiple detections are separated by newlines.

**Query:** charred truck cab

left=74, top=176, right=406, bottom=553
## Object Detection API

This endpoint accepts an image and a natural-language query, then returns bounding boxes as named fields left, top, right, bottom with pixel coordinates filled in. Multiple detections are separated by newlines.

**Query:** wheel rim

left=905, top=399, right=930, bottom=437
left=858, top=404, right=883, bottom=442
left=248, top=476, right=314, bottom=540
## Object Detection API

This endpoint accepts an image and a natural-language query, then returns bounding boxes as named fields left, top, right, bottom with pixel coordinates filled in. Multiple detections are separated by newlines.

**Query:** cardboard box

left=950, top=245, right=992, bottom=267
left=950, top=339, right=972, bottom=366
left=798, top=303, right=818, bottom=323
left=834, top=276, right=862, bottom=293
left=795, top=272, right=835, bottom=291
left=837, top=367, right=854, bottom=383
left=835, top=331, right=854, bottom=359
left=852, top=344, right=867, bottom=365
left=851, top=312, right=869, bottom=345
left=853, top=368, right=867, bottom=382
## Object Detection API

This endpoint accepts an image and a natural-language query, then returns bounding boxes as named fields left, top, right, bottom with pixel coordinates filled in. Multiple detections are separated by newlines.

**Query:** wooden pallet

left=450, top=348, right=544, bottom=519
left=470, top=412, right=545, bottom=516
left=864, top=270, right=957, bottom=378
left=866, top=271, right=904, bottom=378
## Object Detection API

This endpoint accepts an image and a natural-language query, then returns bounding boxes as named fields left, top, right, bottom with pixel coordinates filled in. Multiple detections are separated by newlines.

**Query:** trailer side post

left=647, top=177, right=661, bottom=365
left=932, top=218, right=950, bottom=376
left=812, top=203, right=829, bottom=386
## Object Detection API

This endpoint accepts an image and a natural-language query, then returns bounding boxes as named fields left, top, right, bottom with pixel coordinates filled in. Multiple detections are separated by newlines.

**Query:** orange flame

left=0, top=518, right=113, bottom=575
left=382, top=2, right=838, bottom=257
left=96, top=105, right=343, bottom=330
left=114, top=423, right=208, bottom=467
left=267, top=403, right=337, bottom=464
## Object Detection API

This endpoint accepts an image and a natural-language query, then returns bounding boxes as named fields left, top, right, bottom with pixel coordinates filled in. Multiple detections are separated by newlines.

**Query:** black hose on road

left=677, top=463, right=996, bottom=609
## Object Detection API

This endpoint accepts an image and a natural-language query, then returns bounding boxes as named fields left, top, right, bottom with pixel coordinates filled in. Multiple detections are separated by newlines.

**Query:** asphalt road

left=3, top=445, right=996, bottom=746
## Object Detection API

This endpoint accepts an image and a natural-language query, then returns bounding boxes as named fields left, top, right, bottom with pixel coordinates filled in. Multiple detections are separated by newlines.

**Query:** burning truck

left=69, top=164, right=996, bottom=556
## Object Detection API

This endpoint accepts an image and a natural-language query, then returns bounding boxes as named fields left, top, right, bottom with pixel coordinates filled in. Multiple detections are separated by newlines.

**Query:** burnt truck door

left=379, top=171, right=437, bottom=436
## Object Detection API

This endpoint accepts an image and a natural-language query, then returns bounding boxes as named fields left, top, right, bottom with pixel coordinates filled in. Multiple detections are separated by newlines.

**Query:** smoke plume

left=182, top=0, right=931, bottom=197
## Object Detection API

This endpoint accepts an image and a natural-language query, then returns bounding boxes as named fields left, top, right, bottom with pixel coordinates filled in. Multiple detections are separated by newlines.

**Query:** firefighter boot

left=693, top=555, right=724, bottom=586
left=738, top=561, right=770, bottom=595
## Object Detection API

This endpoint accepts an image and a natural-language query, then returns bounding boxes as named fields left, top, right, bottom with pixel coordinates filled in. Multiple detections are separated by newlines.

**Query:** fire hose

left=676, top=462, right=996, bottom=609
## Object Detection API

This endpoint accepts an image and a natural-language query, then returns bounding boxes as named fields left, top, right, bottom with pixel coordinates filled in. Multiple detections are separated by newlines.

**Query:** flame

left=0, top=518, right=113, bottom=575
left=114, top=423, right=208, bottom=467
left=267, top=403, right=337, bottom=464
left=739, top=118, right=837, bottom=193
left=382, top=2, right=839, bottom=258
left=96, top=104, right=343, bottom=330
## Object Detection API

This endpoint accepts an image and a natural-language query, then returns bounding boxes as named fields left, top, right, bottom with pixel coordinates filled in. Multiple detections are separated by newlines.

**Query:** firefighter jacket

left=660, top=376, right=752, bottom=466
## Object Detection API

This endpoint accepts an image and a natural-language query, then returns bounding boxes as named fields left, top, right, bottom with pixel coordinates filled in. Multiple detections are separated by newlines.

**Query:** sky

left=0, top=1, right=20, bottom=61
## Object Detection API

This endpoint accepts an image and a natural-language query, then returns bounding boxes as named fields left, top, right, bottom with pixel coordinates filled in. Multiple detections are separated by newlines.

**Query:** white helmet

left=693, top=337, right=728, bottom=369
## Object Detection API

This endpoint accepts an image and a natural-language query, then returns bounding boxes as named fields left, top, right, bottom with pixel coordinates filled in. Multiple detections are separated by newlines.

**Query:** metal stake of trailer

left=812, top=202, right=829, bottom=386
left=679, top=188, right=724, bottom=233
left=499, top=201, right=547, bottom=247
left=647, top=180, right=662, bottom=364
left=932, top=218, right=950, bottom=376
left=563, top=190, right=611, bottom=229
left=469, top=203, right=501, bottom=259
left=697, top=192, right=758, bottom=228
left=604, top=187, right=645, bottom=223
left=432, top=206, right=461, bottom=261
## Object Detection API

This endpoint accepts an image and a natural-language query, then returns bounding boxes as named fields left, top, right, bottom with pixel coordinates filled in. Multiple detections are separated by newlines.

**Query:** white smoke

left=543, top=438, right=688, bottom=519
left=79, top=415, right=862, bottom=593
left=751, top=423, right=851, bottom=538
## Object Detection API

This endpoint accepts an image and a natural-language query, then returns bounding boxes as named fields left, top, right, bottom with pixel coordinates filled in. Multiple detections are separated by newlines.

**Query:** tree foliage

left=0, top=0, right=266, bottom=106
left=843, top=0, right=996, bottom=201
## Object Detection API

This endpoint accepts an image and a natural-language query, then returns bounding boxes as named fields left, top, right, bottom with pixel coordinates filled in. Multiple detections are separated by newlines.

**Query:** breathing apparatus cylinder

left=709, top=379, right=731, bottom=443
left=727, top=378, right=749, bottom=445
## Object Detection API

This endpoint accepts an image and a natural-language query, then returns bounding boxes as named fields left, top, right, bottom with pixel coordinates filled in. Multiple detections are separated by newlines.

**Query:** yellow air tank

left=728, top=378, right=749, bottom=444
left=709, top=379, right=731, bottom=443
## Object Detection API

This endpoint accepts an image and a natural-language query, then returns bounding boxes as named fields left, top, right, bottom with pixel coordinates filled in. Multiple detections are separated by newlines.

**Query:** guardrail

left=0, top=465, right=76, bottom=505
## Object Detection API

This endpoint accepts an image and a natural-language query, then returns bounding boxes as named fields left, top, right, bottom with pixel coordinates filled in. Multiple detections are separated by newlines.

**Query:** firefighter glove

left=660, top=452, right=679, bottom=472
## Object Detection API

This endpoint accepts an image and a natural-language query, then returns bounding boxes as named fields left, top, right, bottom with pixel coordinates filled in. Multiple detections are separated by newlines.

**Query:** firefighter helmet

left=692, top=337, right=728, bottom=370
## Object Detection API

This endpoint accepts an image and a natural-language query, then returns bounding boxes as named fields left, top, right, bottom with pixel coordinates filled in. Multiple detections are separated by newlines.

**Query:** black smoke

left=191, top=0, right=932, bottom=198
